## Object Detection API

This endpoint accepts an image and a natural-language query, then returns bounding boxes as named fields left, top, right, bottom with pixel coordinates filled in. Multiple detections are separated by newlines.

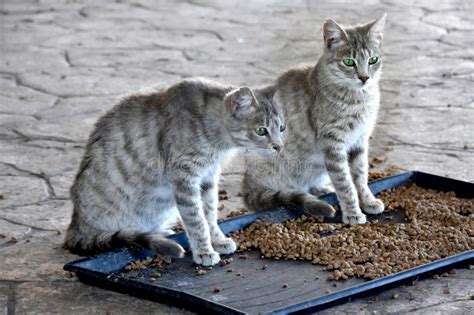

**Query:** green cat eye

left=368, top=56, right=379, bottom=65
left=255, top=127, right=268, bottom=136
left=343, top=59, right=355, bottom=67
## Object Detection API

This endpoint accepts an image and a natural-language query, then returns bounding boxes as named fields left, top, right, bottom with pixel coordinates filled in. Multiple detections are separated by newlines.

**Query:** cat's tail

left=242, top=178, right=336, bottom=217
left=63, top=222, right=185, bottom=258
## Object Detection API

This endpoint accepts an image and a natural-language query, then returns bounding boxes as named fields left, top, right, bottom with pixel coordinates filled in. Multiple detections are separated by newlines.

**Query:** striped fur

left=64, top=78, right=285, bottom=265
left=243, top=15, right=387, bottom=224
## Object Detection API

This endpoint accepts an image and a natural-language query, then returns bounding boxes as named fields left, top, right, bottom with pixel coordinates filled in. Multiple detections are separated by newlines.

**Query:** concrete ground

left=1, top=0, right=473, bottom=314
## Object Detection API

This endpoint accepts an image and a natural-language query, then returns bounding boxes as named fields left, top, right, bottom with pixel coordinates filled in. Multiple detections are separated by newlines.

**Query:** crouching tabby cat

left=243, top=15, right=387, bottom=224
left=64, top=78, right=285, bottom=266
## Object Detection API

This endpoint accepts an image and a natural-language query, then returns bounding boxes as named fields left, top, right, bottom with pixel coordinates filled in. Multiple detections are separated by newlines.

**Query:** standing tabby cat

left=243, top=15, right=387, bottom=224
left=64, top=78, right=285, bottom=266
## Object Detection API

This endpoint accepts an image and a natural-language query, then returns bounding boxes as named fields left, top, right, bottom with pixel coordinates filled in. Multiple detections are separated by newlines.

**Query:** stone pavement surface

left=1, top=0, right=473, bottom=314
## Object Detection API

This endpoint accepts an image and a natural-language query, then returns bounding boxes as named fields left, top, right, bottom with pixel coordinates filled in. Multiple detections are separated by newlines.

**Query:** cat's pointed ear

left=366, top=13, right=386, bottom=46
left=323, top=19, right=348, bottom=49
left=226, top=87, right=256, bottom=116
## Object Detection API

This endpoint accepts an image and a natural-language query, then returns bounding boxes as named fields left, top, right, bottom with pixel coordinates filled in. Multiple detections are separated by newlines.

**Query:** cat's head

left=224, top=87, right=285, bottom=153
left=322, top=14, right=386, bottom=89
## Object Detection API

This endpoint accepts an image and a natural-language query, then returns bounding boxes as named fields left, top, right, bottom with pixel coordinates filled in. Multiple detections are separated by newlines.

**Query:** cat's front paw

left=193, top=249, right=221, bottom=266
left=362, top=198, right=385, bottom=214
left=343, top=212, right=367, bottom=224
left=213, top=237, right=237, bottom=255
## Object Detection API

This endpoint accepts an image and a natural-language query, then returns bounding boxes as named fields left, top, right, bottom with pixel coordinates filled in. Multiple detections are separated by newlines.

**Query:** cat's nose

left=358, top=75, right=369, bottom=83
left=271, top=144, right=281, bottom=153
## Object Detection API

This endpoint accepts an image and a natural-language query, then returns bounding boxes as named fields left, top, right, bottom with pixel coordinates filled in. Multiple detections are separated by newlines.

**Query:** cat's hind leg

left=309, top=185, right=334, bottom=197
left=63, top=212, right=185, bottom=257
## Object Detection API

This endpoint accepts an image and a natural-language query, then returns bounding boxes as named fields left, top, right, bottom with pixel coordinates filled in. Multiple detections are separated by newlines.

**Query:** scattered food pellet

left=195, top=269, right=207, bottom=276
left=226, top=208, right=250, bottom=219
left=56, top=230, right=62, bottom=235
left=236, top=273, right=241, bottom=277
left=433, top=274, right=440, bottom=280
left=443, top=287, right=450, bottom=294
left=0, top=234, right=5, bottom=239
left=172, top=224, right=184, bottom=232
left=226, top=268, right=233, bottom=273
left=220, top=258, right=232, bottom=266
left=332, top=283, right=337, bottom=287
left=213, top=287, right=221, bottom=293
left=282, top=283, right=288, bottom=288
left=392, top=293, right=399, bottom=299
left=218, top=189, right=229, bottom=201
left=124, top=256, right=170, bottom=271
left=149, top=277, right=157, bottom=282
left=64, top=271, right=74, bottom=278
left=441, top=272, right=449, bottom=277
left=10, top=237, right=17, bottom=243
left=152, top=272, right=161, bottom=277
left=325, top=289, right=332, bottom=294
left=0, top=194, right=4, bottom=200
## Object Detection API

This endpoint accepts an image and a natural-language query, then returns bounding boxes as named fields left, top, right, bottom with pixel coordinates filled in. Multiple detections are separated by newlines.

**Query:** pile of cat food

left=233, top=184, right=473, bottom=280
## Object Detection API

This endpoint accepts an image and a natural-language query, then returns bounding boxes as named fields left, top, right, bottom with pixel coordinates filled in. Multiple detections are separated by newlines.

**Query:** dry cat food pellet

left=282, top=283, right=288, bottom=288
left=125, top=256, right=170, bottom=271
left=220, top=258, right=233, bottom=266
left=195, top=269, right=207, bottom=276
left=218, top=189, right=229, bottom=201
left=233, top=184, right=473, bottom=281
left=213, top=287, right=221, bottom=293
left=226, top=208, right=250, bottom=219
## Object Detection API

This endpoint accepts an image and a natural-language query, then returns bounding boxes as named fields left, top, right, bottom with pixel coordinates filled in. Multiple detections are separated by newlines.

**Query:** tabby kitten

left=64, top=78, right=285, bottom=266
left=243, top=15, right=387, bottom=224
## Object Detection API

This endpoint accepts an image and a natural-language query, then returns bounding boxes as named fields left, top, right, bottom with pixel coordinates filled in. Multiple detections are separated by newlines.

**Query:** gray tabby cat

left=243, top=15, right=387, bottom=224
left=64, top=78, right=285, bottom=266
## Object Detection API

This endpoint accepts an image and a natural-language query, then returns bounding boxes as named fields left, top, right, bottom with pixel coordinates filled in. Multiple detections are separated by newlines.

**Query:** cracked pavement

left=1, top=0, right=473, bottom=314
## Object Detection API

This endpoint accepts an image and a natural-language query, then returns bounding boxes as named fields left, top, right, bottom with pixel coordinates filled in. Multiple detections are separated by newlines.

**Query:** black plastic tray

left=64, top=172, right=474, bottom=314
